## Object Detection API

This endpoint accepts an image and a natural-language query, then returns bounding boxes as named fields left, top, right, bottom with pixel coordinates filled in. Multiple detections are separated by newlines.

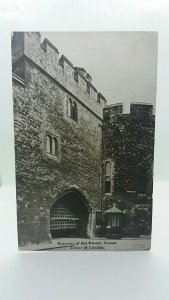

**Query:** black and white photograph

left=11, top=31, right=158, bottom=251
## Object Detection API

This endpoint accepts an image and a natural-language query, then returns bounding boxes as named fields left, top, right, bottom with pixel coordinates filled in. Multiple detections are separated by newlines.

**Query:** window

left=105, top=177, right=111, bottom=193
left=72, top=101, right=78, bottom=121
left=86, top=82, right=90, bottom=93
left=47, top=135, right=52, bottom=154
left=97, top=94, right=101, bottom=103
left=45, top=132, right=60, bottom=160
left=67, top=98, right=72, bottom=117
left=105, top=161, right=112, bottom=194
left=105, top=161, right=111, bottom=176
left=111, top=215, right=120, bottom=227
left=52, top=137, right=58, bottom=156
left=66, top=99, right=78, bottom=121
left=74, top=71, right=78, bottom=82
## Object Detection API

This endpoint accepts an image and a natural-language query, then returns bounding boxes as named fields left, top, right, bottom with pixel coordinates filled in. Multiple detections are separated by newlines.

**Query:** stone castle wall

left=12, top=32, right=106, bottom=119
left=12, top=32, right=105, bottom=244
left=102, top=103, right=155, bottom=236
left=12, top=32, right=155, bottom=243
left=103, top=103, right=155, bottom=204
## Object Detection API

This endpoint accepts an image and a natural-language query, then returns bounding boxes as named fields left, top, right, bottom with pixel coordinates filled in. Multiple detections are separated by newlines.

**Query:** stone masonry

left=12, top=32, right=106, bottom=245
left=102, top=103, right=155, bottom=236
left=12, top=32, right=155, bottom=244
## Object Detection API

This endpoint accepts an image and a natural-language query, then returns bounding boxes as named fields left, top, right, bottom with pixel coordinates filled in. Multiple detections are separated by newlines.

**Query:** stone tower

left=12, top=32, right=106, bottom=245
left=102, top=103, right=155, bottom=236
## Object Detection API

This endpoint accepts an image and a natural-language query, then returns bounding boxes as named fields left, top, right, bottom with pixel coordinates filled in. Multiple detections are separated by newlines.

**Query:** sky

left=41, top=32, right=158, bottom=113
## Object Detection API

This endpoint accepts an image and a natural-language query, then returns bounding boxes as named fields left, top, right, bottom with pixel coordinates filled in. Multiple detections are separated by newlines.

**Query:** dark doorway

left=50, top=191, right=90, bottom=238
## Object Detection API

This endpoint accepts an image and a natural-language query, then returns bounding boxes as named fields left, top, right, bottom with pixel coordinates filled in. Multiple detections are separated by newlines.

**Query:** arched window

left=52, top=137, right=58, bottom=156
left=67, top=99, right=78, bottom=122
left=105, top=161, right=111, bottom=176
left=45, top=132, right=60, bottom=161
left=105, top=177, right=111, bottom=193
left=72, top=101, right=78, bottom=121
left=47, top=135, right=52, bottom=154
left=67, top=99, right=72, bottom=117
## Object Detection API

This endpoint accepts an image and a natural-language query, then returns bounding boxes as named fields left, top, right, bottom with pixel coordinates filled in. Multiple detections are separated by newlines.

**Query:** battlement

left=41, top=37, right=59, bottom=54
left=104, top=102, right=154, bottom=117
left=12, top=32, right=106, bottom=119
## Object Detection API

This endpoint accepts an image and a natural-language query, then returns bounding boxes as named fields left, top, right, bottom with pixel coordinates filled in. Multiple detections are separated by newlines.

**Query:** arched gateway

left=50, top=189, right=92, bottom=238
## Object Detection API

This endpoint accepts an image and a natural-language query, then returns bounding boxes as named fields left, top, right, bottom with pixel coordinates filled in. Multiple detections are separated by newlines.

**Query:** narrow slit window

left=105, top=161, right=111, bottom=176
left=74, top=71, right=78, bottom=82
left=87, top=82, right=90, bottom=93
left=67, top=99, right=72, bottom=117
left=67, top=99, right=78, bottom=122
left=52, top=138, right=58, bottom=156
left=105, top=176, right=111, bottom=193
left=47, top=135, right=52, bottom=154
left=72, top=101, right=78, bottom=121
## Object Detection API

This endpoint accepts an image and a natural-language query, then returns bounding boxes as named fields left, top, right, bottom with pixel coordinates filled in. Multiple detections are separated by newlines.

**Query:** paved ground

left=20, top=237, right=151, bottom=251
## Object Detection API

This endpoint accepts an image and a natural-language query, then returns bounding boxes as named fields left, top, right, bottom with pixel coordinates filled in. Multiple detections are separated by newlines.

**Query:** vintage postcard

left=11, top=32, right=157, bottom=250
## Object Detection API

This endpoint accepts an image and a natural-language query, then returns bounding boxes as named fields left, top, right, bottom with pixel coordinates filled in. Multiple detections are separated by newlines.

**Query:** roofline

left=39, top=37, right=106, bottom=100
left=12, top=55, right=104, bottom=122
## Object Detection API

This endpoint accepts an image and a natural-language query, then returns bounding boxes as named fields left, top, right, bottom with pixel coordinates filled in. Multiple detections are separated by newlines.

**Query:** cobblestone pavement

left=20, top=237, right=151, bottom=251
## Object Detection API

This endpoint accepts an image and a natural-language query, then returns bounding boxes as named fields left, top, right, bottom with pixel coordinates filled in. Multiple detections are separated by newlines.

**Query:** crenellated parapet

left=104, top=102, right=154, bottom=119
left=12, top=32, right=106, bottom=119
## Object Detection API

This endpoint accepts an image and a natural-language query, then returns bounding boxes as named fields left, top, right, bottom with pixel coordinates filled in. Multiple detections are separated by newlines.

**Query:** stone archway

left=50, top=189, right=92, bottom=239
